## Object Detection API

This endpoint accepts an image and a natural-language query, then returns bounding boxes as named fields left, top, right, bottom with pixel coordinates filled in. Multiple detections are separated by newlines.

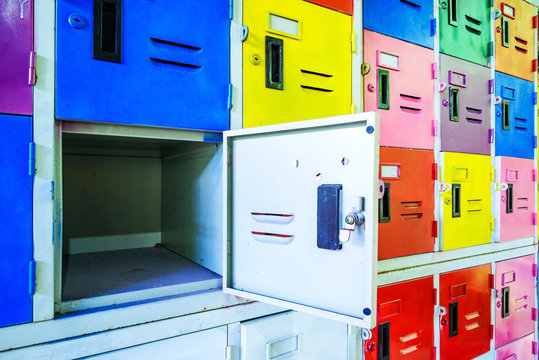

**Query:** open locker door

left=223, top=113, right=380, bottom=329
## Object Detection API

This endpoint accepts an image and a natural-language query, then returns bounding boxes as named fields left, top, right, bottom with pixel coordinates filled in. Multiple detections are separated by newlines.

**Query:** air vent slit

left=150, top=57, right=201, bottom=69
left=515, top=37, right=528, bottom=45
left=150, top=37, right=202, bottom=51
left=515, top=46, right=528, bottom=54
left=300, top=69, right=333, bottom=78
left=400, top=94, right=422, bottom=102
left=300, top=85, right=333, bottom=92
left=466, top=107, right=483, bottom=115
left=466, top=117, right=482, bottom=124
left=465, top=15, right=482, bottom=25
left=400, top=0, right=421, bottom=8
left=400, top=106, right=422, bottom=114
left=465, top=25, right=481, bottom=35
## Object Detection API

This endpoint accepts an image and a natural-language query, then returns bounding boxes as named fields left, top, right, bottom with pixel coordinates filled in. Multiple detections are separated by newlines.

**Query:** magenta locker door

left=496, top=157, right=536, bottom=242
left=495, top=255, right=537, bottom=348
left=496, top=333, right=537, bottom=359
left=363, top=30, right=434, bottom=150
left=440, top=54, right=491, bottom=155
left=0, top=0, right=34, bottom=115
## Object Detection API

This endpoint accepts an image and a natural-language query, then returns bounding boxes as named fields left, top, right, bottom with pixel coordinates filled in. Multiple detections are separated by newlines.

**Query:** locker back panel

left=441, top=152, right=492, bottom=251
left=378, top=148, right=435, bottom=259
left=304, top=0, right=352, bottom=15
left=495, top=255, right=536, bottom=348
left=495, top=0, right=536, bottom=82
left=440, top=54, right=492, bottom=155
left=243, top=0, right=352, bottom=127
left=439, top=0, right=492, bottom=66
left=364, top=277, right=434, bottom=360
left=0, top=114, right=33, bottom=327
left=0, top=0, right=33, bottom=115
left=363, top=0, right=434, bottom=49
left=495, top=333, right=536, bottom=359
left=495, top=72, right=535, bottom=159
left=439, top=265, right=492, bottom=360
left=56, top=0, right=230, bottom=130
left=364, top=30, right=434, bottom=150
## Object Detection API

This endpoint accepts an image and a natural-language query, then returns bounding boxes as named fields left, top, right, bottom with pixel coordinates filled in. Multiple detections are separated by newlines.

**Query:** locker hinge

left=532, top=308, right=537, bottom=321
left=533, top=136, right=537, bottom=149
left=29, top=142, right=36, bottom=177
left=351, top=103, right=356, bottom=114
left=533, top=15, right=538, bottom=29
left=227, top=84, right=233, bottom=110
left=489, top=79, right=495, bottom=94
left=488, top=128, right=494, bottom=143
left=489, top=0, right=494, bottom=7
left=532, top=213, right=537, bottom=226
left=533, top=263, right=538, bottom=277
left=488, top=42, right=494, bottom=57
left=431, top=63, right=437, bottom=79
left=225, top=345, right=231, bottom=360
left=533, top=341, right=538, bottom=355
left=29, top=259, right=36, bottom=295
left=351, top=31, right=356, bottom=53
left=490, top=216, right=495, bottom=231
left=431, top=119, right=437, bottom=136
left=533, top=92, right=537, bottom=105
left=490, top=167, right=495, bottom=181
left=50, top=181, right=54, bottom=200
left=533, top=59, right=538, bottom=72
left=430, top=18, right=437, bottom=36
left=432, top=163, right=438, bottom=180
left=433, top=288, right=438, bottom=305
left=431, top=347, right=436, bottom=360
left=228, top=0, right=234, bottom=20
left=28, top=51, right=36, bottom=86
left=489, top=273, right=495, bottom=289
left=489, top=325, right=494, bottom=339
left=432, top=220, right=438, bottom=238
left=532, top=169, right=537, bottom=182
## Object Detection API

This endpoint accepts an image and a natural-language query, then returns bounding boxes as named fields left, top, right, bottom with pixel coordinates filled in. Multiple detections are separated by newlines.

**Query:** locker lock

left=68, top=13, right=87, bottom=29
left=250, top=54, right=261, bottom=65
left=439, top=0, right=448, bottom=9
left=339, top=211, right=365, bottom=243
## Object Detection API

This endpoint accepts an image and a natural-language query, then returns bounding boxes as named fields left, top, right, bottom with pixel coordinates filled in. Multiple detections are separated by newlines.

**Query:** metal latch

left=339, top=211, right=365, bottom=243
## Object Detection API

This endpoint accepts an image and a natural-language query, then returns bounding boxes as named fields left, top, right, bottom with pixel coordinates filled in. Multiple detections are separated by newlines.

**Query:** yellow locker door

left=243, top=0, right=352, bottom=128
left=442, top=152, right=492, bottom=251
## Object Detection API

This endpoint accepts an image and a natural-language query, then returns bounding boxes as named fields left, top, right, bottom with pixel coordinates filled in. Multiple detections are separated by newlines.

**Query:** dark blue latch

left=533, top=92, right=537, bottom=105
left=533, top=136, right=537, bottom=149
left=317, top=184, right=343, bottom=251
left=430, top=18, right=436, bottom=36
left=29, top=260, right=36, bottom=295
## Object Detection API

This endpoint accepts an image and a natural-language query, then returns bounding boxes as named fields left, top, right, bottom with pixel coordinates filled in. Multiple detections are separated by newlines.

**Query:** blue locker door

left=0, top=114, right=33, bottom=327
left=56, top=1, right=230, bottom=131
left=495, top=72, right=535, bottom=159
left=363, top=0, right=434, bottom=49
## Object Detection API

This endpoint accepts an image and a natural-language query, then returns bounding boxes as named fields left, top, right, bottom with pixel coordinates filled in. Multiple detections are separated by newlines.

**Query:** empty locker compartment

left=495, top=157, right=535, bottom=242
left=56, top=0, right=229, bottom=131
left=494, top=0, right=537, bottom=82
left=439, top=264, right=492, bottom=360
left=494, top=72, right=535, bottom=159
left=0, top=114, right=33, bottom=327
left=60, top=130, right=223, bottom=312
left=378, top=147, right=435, bottom=259
left=440, top=54, right=492, bottom=155
left=363, top=277, right=434, bottom=360
left=496, top=333, right=537, bottom=359
left=439, top=0, right=492, bottom=67
left=0, top=0, right=34, bottom=115
left=243, top=0, right=352, bottom=127
left=495, top=255, right=537, bottom=348
left=304, top=0, right=352, bottom=15
left=440, top=152, right=492, bottom=251
left=363, top=30, right=434, bottom=150
left=363, top=0, right=434, bottom=49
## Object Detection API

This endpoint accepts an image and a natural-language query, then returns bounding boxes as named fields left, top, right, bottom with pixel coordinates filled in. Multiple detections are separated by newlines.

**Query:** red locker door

left=364, top=277, right=434, bottom=360
left=378, top=147, right=435, bottom=259
left=440, top=265, right=492, bottom=360
left=303, top=0, right=352, bottom=15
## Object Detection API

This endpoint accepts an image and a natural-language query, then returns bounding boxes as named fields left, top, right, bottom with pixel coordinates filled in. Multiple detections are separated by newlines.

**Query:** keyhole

left=341, top=157, right=349, bottom=166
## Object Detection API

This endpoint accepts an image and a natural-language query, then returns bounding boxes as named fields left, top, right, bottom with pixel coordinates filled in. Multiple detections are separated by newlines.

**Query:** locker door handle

left=449, top=301, right=459, bottom=337
left=378, top=322, right=390, bottom=360
left=265, top=36, right=284, bottom=90
left=266, top=334, right=300, bottom=360
left=449, top=87, right=459, bottom=122
left=452, top=184, right=461, bottom=218
left=377, top=69, right=390, bottom=110
left=502, top=100, right=510, bottom=130
left=379, top=182, right=391, bottom=223
left=502, top=286, right=510, bottom=318
left=502, top=17, right=510, bottom=48
left=448, top=0, right=458, bottom=26
left=505, top=184, right=513, bottom=214
left=93, top=0, right=122, bottom=63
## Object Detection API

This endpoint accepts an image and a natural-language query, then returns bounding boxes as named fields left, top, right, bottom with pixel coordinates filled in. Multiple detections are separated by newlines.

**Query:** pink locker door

left=363, top=30, right=434, bottom=150
left=0, top=0, right=34, bottom=115
left=496, top=333, right=537, bottom=359
left=495, top=255, right=537, bottom=348
left=497, top=157, right=536, bottom=242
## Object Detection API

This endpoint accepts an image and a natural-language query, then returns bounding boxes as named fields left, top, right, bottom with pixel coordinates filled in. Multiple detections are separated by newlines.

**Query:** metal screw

left=345, top=215, right=355, bottom=225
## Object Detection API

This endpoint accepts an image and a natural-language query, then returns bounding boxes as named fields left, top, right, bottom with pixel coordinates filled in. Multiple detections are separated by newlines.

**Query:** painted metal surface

left=304, top=0, right=352, bottom=15
left=243, top=0, right=352, bottom=127
left=224, top=113, right=379, bottom=328
left=364, top=276, right=434, bottom=360
left=439, top=0, right=492, bottom=66
left=439, top=264, right=492, bottom=360
left=495, top=0, right=537, bottom=82
left=495, top=157, right=535, bottom=242
left=56, top=0, right=229, bottom=130
left=378, top=147, right=435, bottom=259
left=0, top=114, right=33, bottom=328
left=495, top=72, right=535, bottom=159
left=241, top=311, right=348, bottom=359
left=0, top=0, right=33, bottom=115
left=363, top=0, right=434, bottom=49
left=496, top=333, right=536, bottom=359
left=440, top=54, right=492, bottom=155
left=495, top=255, right=536, bottom=348
left=363, top=30, right=435, bottom=150
left=441, top=152, right=492, bottom=251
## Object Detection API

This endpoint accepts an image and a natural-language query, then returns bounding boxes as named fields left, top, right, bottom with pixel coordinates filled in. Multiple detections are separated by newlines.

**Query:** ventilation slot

left=517, top=197, right=529, bottom=202
left=465, top=15, right=481, bottom=25
left=401, top=201, right=422, bottom=208
left=466, top=118, right=482, bottom=124
left=300, top=69, right=333, bottom=78
left=517, top=206, right=529, bottom=212
left=400, top=106, right=422, bottom=114
left=251, top=212, right=295, bottom=225
left=400, top=94, right=422, bottom=103
left=150, top=57, right=201, bottom=69
left=515, top=117, right=527, bottom=131
left=400, top=0, right=421, bottom=7
left=515, top=46, right=528, bottom=54
left=300, top=85, right=333, bottom=92
left=465, top=26, right=481, bottom=35
left=150, top=37, right=201, bottom=51
left=515, top=37, right=528, bottom=45
left=466, top=107, right=482, bottom=115
left=401, top=213, right=423, bottom=220
left=251, top=231, right=294, bottom=245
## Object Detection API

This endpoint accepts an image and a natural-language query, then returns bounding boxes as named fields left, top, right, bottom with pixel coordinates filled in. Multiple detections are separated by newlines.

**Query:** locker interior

left=60, top=132, right=223, bottom=309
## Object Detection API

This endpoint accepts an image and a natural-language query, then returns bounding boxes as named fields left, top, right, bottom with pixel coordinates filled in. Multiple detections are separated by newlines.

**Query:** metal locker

left=243, top=0, right=352, bottom=128
left=495, top=0, right=537, bottom=82
left=495, top=157, right=535, bottom=242
left=440, top=152, right=492, bottom=251
left=494, top=72, right=535, bottom=159
left=495, top=255, right=537, bottom=348
left=439, top=0, right=492, bottom=67
left=363, top=277, right=434, bottom=360
left=440, top=54, right=492, bottom=155
left=363, top=30, right=435, bottom=150
left=56, top=0, right=230, bottom=131
left=363, top=0, right=434, bottom=49
left=496, top=333, right=537, bottom=359
left=224, top=113, right=379, bottom=328
left=304, top=0, right=352, bottom=15
left=439, top=264, right=492, bottom=360
left=378, top=147, right=435, bottom=259
left=241, top=312, right=348, bottom=360
left=0, top=114, right=33, bottom=328
left=0, top=0, right=34, bottom=115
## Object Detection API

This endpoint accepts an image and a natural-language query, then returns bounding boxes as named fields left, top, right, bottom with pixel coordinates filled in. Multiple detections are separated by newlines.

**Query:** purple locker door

left=0, top=0, right=34, bottom=115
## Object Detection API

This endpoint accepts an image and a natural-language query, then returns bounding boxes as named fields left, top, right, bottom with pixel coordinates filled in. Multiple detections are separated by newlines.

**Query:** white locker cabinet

left=224, top=113, right=380, bottom=328
left=240, top=311, right=348, bottom=360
